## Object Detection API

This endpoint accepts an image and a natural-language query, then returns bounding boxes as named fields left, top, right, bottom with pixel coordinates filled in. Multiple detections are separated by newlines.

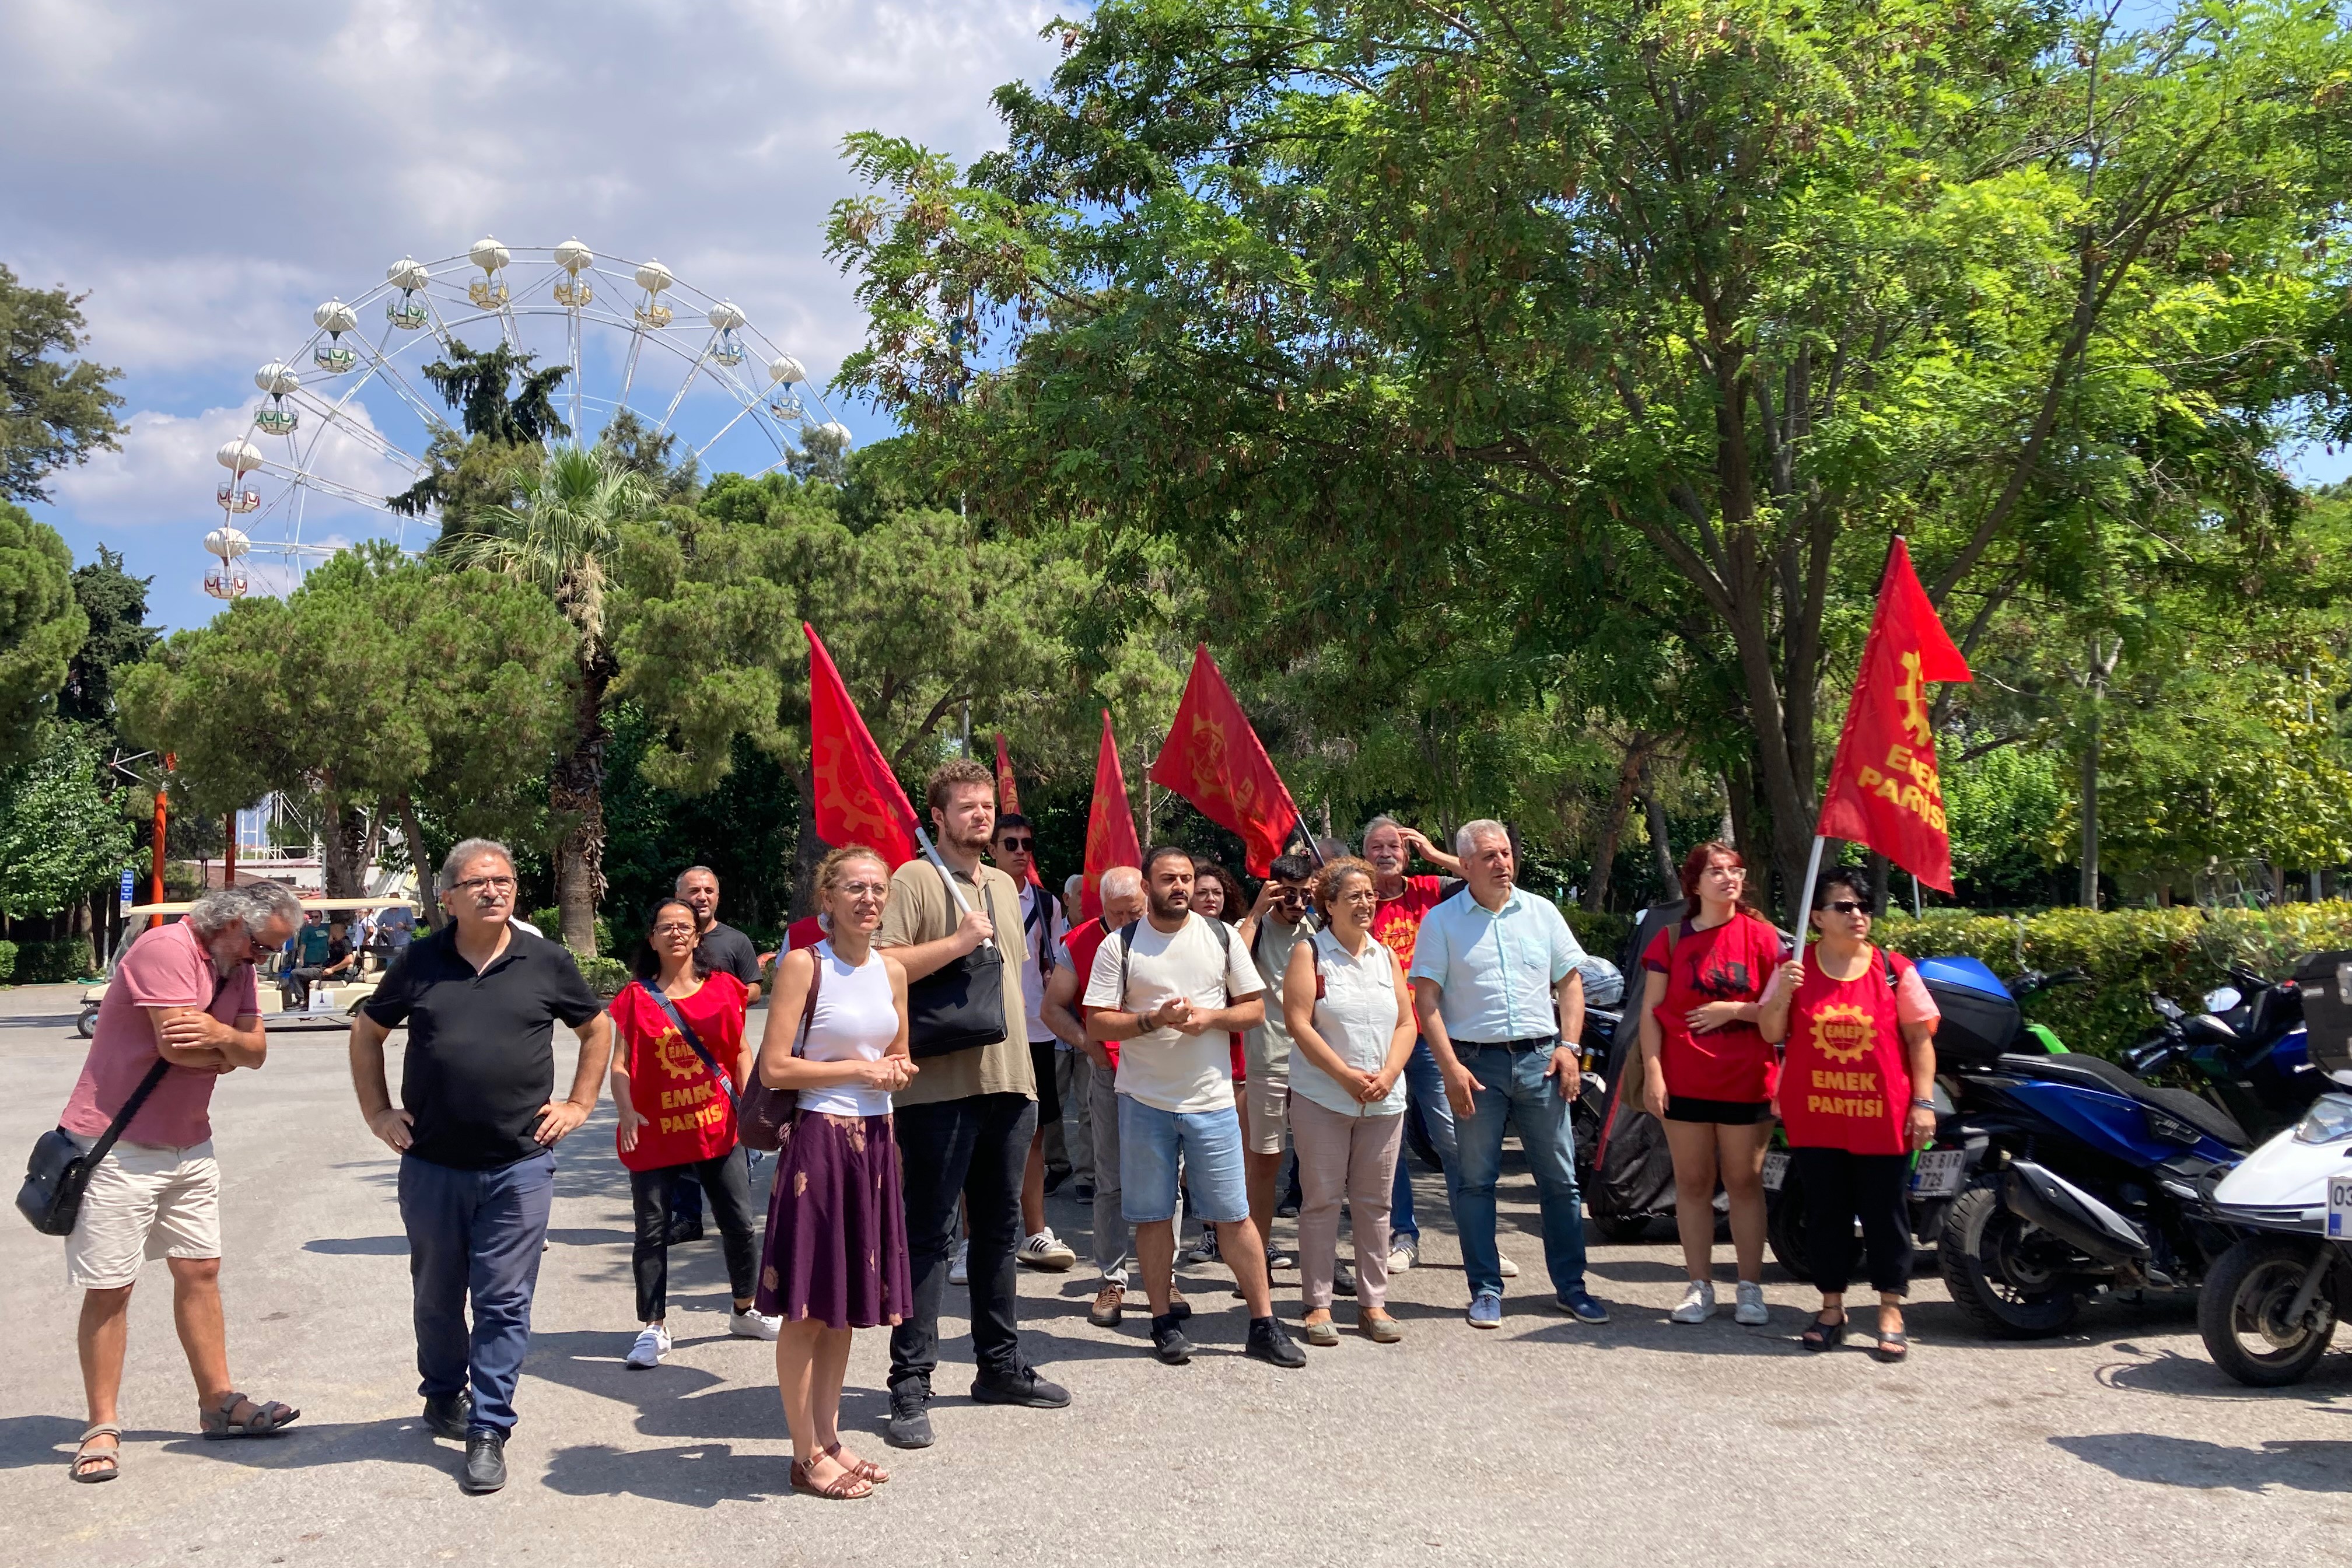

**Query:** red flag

left=1815, top=540, right=1974, bottom=891
left=1149, top=645, right=1303, bottom=876
left=804, top=623, right=922, bottom=868
left=1080, top=710, right=1142, bottom=921
left=993, top=732, right=1041, bottom=887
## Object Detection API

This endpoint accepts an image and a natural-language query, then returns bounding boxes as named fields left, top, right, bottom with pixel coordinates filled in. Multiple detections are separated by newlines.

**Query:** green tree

left=0, top=502, right=88, bottom=768
left=826, top=0, right=2352, bottom=916
left=57, top=545, right=158, bottom=732
left=1, top=265, right=124, bottom=503
left=0, top=723, right=134, bottom=921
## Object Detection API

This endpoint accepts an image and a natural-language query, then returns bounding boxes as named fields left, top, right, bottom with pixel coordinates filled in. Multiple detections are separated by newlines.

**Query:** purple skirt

left=755, top=1108, right=912, bottom=1329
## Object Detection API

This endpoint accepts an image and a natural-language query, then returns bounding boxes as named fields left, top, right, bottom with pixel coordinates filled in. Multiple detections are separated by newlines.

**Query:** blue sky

left=6, top=0, right=1063, bottom=632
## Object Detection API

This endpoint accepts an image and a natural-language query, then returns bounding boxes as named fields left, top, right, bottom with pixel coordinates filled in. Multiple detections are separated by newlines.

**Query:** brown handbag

left=736, top=953, right=819, bottom=1152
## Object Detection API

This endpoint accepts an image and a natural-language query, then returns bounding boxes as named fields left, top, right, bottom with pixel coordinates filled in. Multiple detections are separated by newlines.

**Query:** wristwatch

left=1910, top=1098, right=1936, bottom=1109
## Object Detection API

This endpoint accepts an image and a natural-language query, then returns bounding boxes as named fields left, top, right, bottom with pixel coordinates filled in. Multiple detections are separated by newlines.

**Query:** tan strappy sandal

left=824, top=1441, right=890, bottom=1484
left=71, top=1424, right=121, bottom=1483
left=790, top=1454, right=874, bottom=1500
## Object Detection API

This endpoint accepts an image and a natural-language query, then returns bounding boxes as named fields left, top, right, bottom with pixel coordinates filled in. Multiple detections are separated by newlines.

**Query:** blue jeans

left=1452, top=1043, right=1588, bottom=1301
left=397, top=1149, right=555, bottom=1437
left=1118, top=1095, right=1248, bottom=1224
left=1390, top=1039, right=1458, bottom=1243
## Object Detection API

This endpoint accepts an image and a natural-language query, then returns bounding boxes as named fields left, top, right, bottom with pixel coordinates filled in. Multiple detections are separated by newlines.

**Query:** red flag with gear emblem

left=1081, top=710, right=1142, bottom=921
left=1814, top=540, right=1973, bottom=891
left=1149, top=645, right=1304, bottom=876
left=804, top=623, right=922, bottom=869
left=992, top=732, right=1042, bottom=887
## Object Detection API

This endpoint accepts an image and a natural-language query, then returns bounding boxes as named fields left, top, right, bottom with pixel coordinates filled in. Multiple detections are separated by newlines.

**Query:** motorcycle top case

left=1916, top=956, right=2023, bottom=1065
left=2292, top=949, right=2352, bottom=1083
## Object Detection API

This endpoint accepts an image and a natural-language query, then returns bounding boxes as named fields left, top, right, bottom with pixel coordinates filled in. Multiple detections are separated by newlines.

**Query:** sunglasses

left=997, top=837, right=1034, bottom=853
left=1823, top=900, right=1869, bottom=915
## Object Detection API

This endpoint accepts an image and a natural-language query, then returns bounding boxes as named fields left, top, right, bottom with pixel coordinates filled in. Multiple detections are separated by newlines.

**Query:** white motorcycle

left=2199, top=1093, right=2352, bottom=1385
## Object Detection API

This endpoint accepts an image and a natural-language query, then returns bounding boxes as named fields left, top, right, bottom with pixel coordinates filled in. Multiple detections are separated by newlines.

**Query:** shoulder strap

left=645, top=979, right=737, bottom=1108
left=1878, top=944, right=1901, bottom=991
left=792, top=948, right=824, bottom=1059
left=83, top=1058, right=174, bottom=1173
left=1117, top=919, right=1140, bottom=1004
left=1209, top=917, right=1231, bottom=957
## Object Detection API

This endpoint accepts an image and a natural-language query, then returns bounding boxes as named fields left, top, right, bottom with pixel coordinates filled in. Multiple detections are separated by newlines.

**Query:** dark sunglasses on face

left=1824, top=899, right=1869, bottom=915
left=998, top=837, right=1034, bottom=853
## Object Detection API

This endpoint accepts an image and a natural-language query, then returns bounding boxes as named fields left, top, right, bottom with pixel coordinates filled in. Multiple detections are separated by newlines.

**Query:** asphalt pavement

left=2, top=981, right=2347, bottom=1567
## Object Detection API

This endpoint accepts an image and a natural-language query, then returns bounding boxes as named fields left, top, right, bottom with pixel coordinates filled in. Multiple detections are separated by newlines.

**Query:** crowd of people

left=46, top=757, right=1944, bottom=1493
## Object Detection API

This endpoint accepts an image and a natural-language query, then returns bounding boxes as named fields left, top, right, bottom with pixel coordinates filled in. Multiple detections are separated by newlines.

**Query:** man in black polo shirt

left=665, top=866, right=761, bottom=1243
left=348, top=837, right=612, bottom=1495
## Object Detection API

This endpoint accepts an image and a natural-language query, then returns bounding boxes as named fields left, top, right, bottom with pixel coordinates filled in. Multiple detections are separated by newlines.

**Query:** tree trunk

left=1643, top=783, right=1678, bottom=901
left=2078, top=654, right=2104, bottom=910
left=394, top=792, right=444, bottom=930
left=1869, top=850, right=1891, bottom=917
left=318, top=795, right=369, bottom=897
left=1586, top=734, right=1653, bottom=911
left=550, top=663, right=613, bottom=955
left=791, top=762, right=825, bottom=918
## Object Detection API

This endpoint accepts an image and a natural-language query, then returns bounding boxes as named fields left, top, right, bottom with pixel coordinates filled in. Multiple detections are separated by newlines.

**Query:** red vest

left=1779, top=945, right=1915, bottom=1155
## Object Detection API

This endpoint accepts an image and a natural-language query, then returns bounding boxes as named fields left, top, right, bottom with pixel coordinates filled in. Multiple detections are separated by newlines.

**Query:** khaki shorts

left=65, top=1136, right=222, bottom=1289
left=1243, top=1068, right=1290, bottom=1155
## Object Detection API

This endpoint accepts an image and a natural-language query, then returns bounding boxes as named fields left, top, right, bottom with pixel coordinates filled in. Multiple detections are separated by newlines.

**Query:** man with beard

left=1086, top=848, right=1305, bottom=1370
left=874, top=759, right=1068, bottom=1449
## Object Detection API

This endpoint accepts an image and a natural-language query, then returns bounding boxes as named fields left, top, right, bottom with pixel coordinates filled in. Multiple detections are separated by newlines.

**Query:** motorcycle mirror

left=2151, top=995, right=2185, bottom=1022
left=2203, top=985, right=2244, bottom=1015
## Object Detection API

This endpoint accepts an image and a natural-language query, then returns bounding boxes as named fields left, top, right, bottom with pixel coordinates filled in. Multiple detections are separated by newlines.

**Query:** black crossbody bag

left=906, top=866, right=1008, bottom=1059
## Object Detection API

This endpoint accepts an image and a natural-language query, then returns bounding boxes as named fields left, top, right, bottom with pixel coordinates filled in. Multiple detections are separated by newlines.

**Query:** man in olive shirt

left=875, top=758, right=1069, bottom=1449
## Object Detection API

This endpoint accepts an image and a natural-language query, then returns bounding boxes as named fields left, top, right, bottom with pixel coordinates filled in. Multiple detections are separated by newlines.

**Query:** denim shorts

left=1118, top=1094, right=1248, bottom=1224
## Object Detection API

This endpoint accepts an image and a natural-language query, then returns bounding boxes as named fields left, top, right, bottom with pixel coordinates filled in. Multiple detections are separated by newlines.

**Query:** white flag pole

left=912, top=822, right=995, bottom=953
left=1791, top=834, right=1828, bottom=950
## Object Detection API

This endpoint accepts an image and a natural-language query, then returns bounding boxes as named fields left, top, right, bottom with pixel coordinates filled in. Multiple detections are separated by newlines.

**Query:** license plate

left=1762, top=1151, right=1789, bottom=1193
left=2329, top=1175, right=2352, bottom=1240
left=1910, top=1149, right=1967, bottom=1198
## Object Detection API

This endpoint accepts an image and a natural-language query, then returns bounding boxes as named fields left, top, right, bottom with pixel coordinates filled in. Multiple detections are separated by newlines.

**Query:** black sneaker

left=422, top=1390, right=473, bottom=1441
left=1044, top=1166, right=1073, bottom=1195
left=971, top=1367, right=1071, bottom=1408
left=664, top=1219, right=705, bottom=1246
left=1246, top=1316, right=1307, bottom=1369
left=1334, top=1258, right=1359, bottom=1297
left=460, top=1431, right=506, bottom=1493
left=1150, top=1314, right=1195, bottom=1365
left=884, top=1388, right=935, bottom=1449
left=1073, top=1182, right=1095, bottom=1203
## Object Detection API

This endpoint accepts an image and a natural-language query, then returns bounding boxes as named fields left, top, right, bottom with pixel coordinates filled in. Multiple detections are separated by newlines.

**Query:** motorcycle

left=2119, top=964, right=2321, bottom=1146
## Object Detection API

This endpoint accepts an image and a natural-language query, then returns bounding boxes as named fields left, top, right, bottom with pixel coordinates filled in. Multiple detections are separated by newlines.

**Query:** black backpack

left=1114, top=915, right=1234, bottom=1006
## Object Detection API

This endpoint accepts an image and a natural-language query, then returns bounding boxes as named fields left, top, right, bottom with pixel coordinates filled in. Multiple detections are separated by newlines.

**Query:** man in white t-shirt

left=1086, top=846, right=1306, bottom=1371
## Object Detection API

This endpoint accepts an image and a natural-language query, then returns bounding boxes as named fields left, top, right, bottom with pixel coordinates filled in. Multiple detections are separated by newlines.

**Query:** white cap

left=216, top=439, right=264, bottom=474
left=470, top=236, right=512, bottom=274
left=386, top=256, right=430, bottom=292
left=254, top=362, right=300, bottom=396
left=204, top=526, right=252, bottom=559
left=769, top=354, right=805, bottom=386
left=707, top=300, right=746, bottom=330
left=313, top=299, right=358, bottom=334
left=554, top=238, right=594, bottom=274
left=634, top=259, right=674, bottom=294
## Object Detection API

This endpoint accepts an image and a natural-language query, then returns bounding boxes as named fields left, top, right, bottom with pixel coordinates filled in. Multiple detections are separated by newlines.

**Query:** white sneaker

left=947, top=1238, right=970, bottom=1286
left=1018, top=1228, right=1077, bottom=1272
left=625, top=1322, right=671, bottom=1368
left=729, top=1308, right=782, bottom=1340
left=1669, top=1280, right=1717, bottom=1324
left=1387, top=1238, right=1419, bottom=1273
left=1734, top=1281, right=1768, bottom=1326
left=1498, top=1254, right=1520, bottom=1279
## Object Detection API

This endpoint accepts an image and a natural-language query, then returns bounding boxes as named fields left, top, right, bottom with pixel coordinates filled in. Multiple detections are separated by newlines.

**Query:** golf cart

left=75, top=896, right=422, bottom=1037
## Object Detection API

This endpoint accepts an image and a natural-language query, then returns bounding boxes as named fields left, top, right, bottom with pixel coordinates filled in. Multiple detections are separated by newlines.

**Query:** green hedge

left=0, top=940, right=15, bottom=983
left=12, top=937, right=94, bottom=985
left=1878, top=902, right=2352, bottom=1059
left=1563, top=908, right=1634, bottom=967
left=573, top=952, right=631, bottom=998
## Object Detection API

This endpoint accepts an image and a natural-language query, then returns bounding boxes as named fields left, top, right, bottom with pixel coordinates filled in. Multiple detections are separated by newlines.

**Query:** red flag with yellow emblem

left=1149, top=645, right=1304, bottom=876
left=1814, top=540, right=1973, bottom=891
left=993, top=732, right=1042, bottom=887
left=1080, top=711, right=1142, bottom=920
left=805, top=623, right=921, bottom=868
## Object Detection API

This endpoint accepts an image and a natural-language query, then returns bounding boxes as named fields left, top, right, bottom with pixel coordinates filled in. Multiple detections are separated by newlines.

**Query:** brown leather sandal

left=790, top=1455, right=874, bottom=1500
left=824, top=1441, right=890, bottom=1484
left=201, top=1391, right=300, bottom=1438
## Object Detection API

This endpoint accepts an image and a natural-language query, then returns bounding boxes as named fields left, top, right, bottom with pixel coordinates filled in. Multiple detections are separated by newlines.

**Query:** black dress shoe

left=664, top=1219, right=705, bottom=1245
left=971, top=1367, right=1072, bottom=1408
left=884, top=1388, right=935, bottom=1449
left=460, top=1431, right=506, bottom=1493
left=1043, top=1166, right=1073, bottom=1195
left=422, top=1391, right=473, bottom=1441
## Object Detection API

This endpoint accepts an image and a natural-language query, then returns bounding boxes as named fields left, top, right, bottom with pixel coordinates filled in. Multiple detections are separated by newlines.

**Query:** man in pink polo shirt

left=56, top=883, right=303, bottom=1483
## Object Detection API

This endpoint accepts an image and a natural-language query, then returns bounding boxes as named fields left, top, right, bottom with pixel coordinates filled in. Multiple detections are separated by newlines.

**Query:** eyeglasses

left=652, top=923, right=696, bottom=937
left=839, top=881, right=891, bottom=898
left=1706, top=866, right=1748, bottom=879
left=997, top=837, right=1034, bottom=853
left=243, top=934, right=277, bottom=957
left=454, top=875, right=516, bottom=897
left=1824, top=900, right=1868, bottom=915
left=1271, top=887, right=1309, bottom=902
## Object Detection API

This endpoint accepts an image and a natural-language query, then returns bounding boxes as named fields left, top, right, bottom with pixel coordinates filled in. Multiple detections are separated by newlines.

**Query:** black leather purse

left=905, top=866, right=1007, bottom=1060
left=18, top=1059, right=171, bottom=1237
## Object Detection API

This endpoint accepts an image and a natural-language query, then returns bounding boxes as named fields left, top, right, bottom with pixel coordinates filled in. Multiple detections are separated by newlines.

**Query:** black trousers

left=890, top=1091, right=1038, bottom=1396
left=1793, top=1146, right=1913, bottom=1296
left=629, top=1149, right=758, bottom=1322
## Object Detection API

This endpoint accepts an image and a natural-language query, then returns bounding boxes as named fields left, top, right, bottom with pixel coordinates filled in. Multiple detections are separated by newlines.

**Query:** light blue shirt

left=1408, top=886, right=1587, bottom=1044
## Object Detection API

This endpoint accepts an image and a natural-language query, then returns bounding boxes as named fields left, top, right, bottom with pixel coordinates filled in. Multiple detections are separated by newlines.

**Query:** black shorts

left=1664, top=1096, right=1772, bottom=1126
left=1028, top=1040, right=1063, bottom=1124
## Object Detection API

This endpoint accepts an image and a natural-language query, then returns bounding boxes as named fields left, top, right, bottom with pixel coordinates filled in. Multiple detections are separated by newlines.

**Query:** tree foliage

left=0, top=722, right=133, bottom=921
left=0, top=264, right=124, bottom=504
left=0, top=501, right=88, bottom=769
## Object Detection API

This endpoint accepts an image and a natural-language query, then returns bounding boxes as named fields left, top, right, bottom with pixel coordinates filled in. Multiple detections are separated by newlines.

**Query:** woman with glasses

left=1280, top=857, right=1414, bottom=1344
left=607, top=898, right=774, bottom=1370
left=755, top=846, right=918, bottom=1500
left=1758, top=866, right=1940, bottom=1362
left=1636, top=841, right=1787, bottom=1326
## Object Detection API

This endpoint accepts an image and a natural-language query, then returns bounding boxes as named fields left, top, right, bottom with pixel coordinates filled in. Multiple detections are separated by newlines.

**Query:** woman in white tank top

left=1280, top=857, right=1418, bottom=1346
left=752, top=847, right=915, bottom=1500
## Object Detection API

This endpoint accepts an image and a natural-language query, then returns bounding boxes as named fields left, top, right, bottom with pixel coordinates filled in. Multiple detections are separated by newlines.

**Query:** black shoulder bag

left=19, top=1059, right=173, bottom=1237
left=905, top=867, right=1008, bottom=1059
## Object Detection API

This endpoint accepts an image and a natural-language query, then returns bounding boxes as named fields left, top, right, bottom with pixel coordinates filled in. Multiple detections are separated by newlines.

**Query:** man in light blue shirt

left=1410, top=820, right=1609, bottom=1328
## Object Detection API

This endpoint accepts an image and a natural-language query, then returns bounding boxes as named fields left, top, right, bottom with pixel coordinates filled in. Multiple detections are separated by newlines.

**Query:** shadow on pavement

left=303, top=1236, right=409, bottom=1255
left=2050, top=1432, right=2352, bottom=1492
left=0, top=1413, right=94, bottom=1469
left=155, top=1419, right=464, bottom=1479
left=541, top=1440, right=789, bottom=1505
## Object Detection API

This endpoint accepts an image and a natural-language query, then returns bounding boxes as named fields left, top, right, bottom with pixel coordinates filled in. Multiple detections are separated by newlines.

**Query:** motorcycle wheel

left=75, top=1005, right=98, bottom=1040
left=1937, top=1179, right=2082, bottom=1338
left=2197, top=1237, right=2338, bottom=1387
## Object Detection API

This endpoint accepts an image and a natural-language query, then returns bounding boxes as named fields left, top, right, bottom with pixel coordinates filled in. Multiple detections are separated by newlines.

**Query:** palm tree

left=441, top=444, right=653, bottom=954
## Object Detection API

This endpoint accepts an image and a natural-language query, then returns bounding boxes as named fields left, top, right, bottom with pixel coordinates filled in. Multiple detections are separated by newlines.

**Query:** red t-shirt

left=786, top=916, right=825, bottom=952
left=1779, top=946, right=1925, bottom=1154
left=1642, top=912, right=1784, bottom=1102
left=1066, top=918, right=1119, bottom=1068
left=62, top=920, right=260, bottom=1148
left=608, top=972, right=750, bottom=1172
left=1370, top=875, right=1446, bottom=970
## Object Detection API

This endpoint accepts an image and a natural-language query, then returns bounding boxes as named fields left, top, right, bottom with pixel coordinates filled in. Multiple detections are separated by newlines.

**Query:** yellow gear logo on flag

left=1809, top=1003, right=1875, bottom=1066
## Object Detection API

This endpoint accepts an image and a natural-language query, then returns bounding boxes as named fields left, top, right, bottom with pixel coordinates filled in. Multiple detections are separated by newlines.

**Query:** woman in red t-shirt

left=608, top=897, right=772, bottom=1368
left=1759, top=866, right=1940, bottom=1362
left=1636, top=841, right=1786, bottom=1326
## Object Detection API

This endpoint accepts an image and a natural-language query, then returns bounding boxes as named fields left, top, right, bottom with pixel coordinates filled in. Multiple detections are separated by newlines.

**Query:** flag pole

left=912, top=822, right=995, bottom=953
left=1792, top=834, right=1826, bottom=948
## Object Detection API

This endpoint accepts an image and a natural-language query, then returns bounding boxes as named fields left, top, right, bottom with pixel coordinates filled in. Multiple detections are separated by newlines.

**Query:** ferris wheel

left=202, top=237, right=849, bottom=598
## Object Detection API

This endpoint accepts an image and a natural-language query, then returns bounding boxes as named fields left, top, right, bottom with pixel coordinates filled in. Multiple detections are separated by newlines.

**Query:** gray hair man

left=1410, top=820, right=1608, bottom=1328
left=349, top=837, right=614, bottom=1494
left=666, top=865, right=764, bottom=1245
left=58, top=881, right=304, bottom=1481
